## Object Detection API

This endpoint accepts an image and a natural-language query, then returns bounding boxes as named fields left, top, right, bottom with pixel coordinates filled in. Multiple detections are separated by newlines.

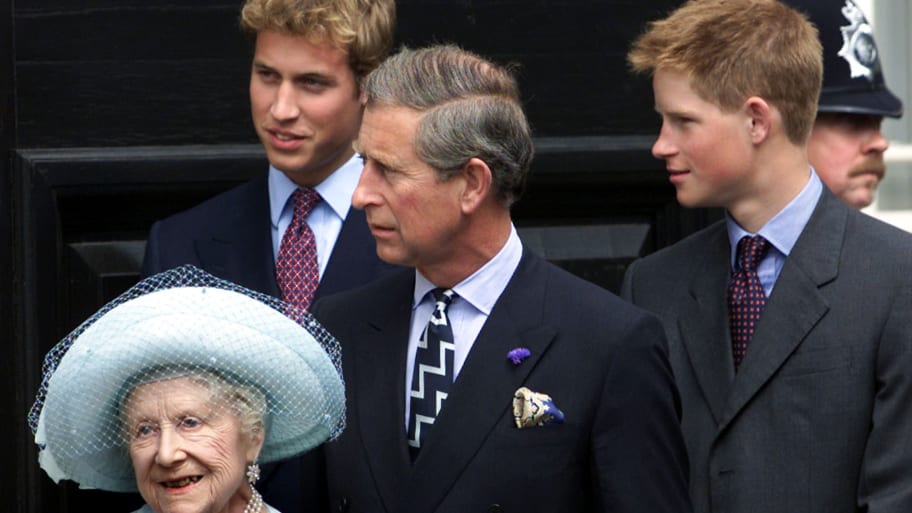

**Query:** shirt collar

left=413, top=225, right=523, bottom=314
left=268, top=154, right=363, bottom=226
left=725, top=167, right=823, bottom=269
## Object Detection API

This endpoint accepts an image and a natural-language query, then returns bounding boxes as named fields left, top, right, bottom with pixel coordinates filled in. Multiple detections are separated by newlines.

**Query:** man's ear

left=745, top=96, right=772, bottom=144
left=460, top=157, right=493, bottom=214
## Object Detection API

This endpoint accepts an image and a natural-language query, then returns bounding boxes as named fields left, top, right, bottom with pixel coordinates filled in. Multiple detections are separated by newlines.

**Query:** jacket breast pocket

left=778, top=345, right=850, bottom=377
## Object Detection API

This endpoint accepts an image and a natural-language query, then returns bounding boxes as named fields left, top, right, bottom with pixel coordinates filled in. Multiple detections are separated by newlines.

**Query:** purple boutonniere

left=506, top=347, right=531, bottom=365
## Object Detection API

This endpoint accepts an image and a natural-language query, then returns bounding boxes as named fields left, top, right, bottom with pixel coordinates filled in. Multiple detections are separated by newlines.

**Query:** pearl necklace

left=243, top=488, right=263, bottom=513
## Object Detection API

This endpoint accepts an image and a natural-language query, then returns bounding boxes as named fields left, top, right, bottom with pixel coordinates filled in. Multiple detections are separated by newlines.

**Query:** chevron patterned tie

left=728, top=235, right=770, bottom=371
left=407, top=288, right=456, bottom=460
left=275, top=188, right=320, bottom=310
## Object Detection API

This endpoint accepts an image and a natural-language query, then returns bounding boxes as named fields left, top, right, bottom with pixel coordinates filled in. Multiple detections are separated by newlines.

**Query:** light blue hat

left=29, top=266, right=345, bottom=493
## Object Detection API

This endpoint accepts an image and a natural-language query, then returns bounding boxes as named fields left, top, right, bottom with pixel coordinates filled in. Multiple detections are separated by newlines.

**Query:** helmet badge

left=837, top=0, right=877, bottom=82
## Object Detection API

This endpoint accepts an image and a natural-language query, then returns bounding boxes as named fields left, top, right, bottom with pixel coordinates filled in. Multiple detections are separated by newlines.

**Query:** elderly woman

left=28, top=266, right=345, bottom=513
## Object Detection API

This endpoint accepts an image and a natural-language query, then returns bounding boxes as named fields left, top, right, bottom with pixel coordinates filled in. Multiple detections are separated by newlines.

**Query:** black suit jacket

left=142, top=173, right=391, bottom=301
left=311, top=250, right=693, bottom=513
left=142, top=172, right=395, bottom=513
left=622, top=189, right=912, bottom=513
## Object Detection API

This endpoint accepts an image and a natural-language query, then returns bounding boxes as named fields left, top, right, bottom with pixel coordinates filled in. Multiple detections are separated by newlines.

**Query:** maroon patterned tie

left=727, top=235, right=770, bottom=370
left=275, top=188, right=320, bottom=310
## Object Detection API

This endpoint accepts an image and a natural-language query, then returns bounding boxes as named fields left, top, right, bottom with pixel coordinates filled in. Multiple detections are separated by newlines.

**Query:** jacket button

left=487, top=505, right=504, bottom=513
left=337, top=497, right=349, bottom=512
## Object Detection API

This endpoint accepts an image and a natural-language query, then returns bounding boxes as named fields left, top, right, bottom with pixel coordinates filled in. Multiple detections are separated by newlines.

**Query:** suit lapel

left=676, top=224, right=735, bottom=424
left=317, top=208, right=392, bottom=300
left=403, top=251, right=557, bottom=512
left=718, top=190, right=844, bottom=432
left=353, top=272, right=414, bottom=512
left=194, top=175, right=279, bottom=297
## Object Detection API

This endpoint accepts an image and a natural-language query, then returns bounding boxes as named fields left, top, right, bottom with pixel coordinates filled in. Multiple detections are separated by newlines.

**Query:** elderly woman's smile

left=161, top=475, right=203, bottom=489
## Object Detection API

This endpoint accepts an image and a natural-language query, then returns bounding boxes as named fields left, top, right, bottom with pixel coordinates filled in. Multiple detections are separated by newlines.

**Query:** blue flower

left=506, top=347, right=531, bottom=365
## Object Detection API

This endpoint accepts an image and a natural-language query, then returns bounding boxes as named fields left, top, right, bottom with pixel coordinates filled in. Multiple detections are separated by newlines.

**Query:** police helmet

left=788, top=0, right=903, bottom=118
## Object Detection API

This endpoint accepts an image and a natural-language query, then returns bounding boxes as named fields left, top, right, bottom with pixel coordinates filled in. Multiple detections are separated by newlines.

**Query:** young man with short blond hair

left=623, top=1, right=912, bottom=512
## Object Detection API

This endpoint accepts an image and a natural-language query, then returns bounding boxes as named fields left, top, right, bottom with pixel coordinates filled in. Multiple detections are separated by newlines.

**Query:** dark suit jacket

left=142, top=173, right=395, bottom=513
left=311, top=249, right=693, bottom=513
left=621, top=189, right=912, bottom=513
left=142, top=173, right=391, bottom=301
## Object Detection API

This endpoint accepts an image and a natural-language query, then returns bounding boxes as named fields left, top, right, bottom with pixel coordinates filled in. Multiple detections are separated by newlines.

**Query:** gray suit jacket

left=621, top=189, right=912, bottom=513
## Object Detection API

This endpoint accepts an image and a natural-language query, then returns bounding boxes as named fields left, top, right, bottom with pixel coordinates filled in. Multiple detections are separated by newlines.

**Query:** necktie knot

left=292, top=188, right=320, bottom=223
left=736, top=235, right=770, bottom=272
left=429, top=288, right=456, bottom=329
left=432, top=287, right=455, bottom=307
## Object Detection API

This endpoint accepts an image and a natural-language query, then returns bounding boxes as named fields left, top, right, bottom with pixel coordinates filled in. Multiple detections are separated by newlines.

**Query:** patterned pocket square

left=512, top=386, right=565, bottom=428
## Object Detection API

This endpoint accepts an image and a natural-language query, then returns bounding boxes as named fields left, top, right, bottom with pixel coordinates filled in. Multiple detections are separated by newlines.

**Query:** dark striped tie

left=407, top=288, right=456, bottom=459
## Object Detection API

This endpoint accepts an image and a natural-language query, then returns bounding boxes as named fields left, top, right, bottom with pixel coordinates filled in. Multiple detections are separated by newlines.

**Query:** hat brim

left=818, top=86, right=904, bottom=118
left=38, top=287, right=344, bottom=492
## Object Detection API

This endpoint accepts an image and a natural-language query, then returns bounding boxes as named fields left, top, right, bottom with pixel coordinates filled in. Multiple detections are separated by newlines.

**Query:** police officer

left=789, top=0, right=904, bottom=208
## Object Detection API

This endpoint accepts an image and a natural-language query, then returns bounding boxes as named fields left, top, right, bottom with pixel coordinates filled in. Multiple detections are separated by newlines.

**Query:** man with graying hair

left=311, top=44, right=693, bottom=513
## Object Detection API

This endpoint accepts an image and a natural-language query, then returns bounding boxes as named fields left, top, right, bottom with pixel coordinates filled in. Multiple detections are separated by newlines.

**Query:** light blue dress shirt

left=403, top=225, right=523, bottom=429
left=268, top=155, right=362, bottom=278
left=725, top=168, right=823, bottom=296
